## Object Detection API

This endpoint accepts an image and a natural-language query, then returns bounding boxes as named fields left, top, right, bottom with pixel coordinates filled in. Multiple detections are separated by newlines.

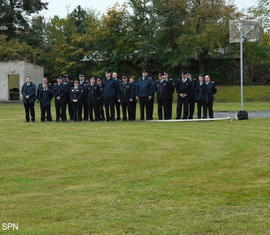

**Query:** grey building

left=0, top=61, right=44, bottom=101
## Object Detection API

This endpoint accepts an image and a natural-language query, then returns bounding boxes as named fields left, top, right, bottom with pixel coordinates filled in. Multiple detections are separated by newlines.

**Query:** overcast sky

left=41, top=0, right=258, bottom=19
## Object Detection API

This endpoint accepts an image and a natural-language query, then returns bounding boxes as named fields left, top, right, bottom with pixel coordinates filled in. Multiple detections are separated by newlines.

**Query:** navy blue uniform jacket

left=21, top=82, right=37, bottom=104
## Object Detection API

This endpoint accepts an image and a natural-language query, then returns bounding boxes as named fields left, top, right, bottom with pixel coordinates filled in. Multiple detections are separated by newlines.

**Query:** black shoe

left=111, top=118, right=115, bottom=121
left=107, top=119, right=110, bottom=122
left=31, top=120, right=35, bottom=122
left=26, top=120, right=30, bottom=122
left=117, top=117, right=121, bottom=121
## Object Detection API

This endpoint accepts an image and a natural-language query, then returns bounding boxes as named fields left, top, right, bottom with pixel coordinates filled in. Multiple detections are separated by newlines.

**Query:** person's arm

left=136, top=81, right=139, bottom=98
left=117, top=84, right=121, bottom=101
left=21, top=84, right=27, bottom=99
left=212, top=82, right=217, bottom=94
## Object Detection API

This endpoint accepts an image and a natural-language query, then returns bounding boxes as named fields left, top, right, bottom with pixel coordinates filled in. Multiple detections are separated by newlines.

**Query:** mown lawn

left=0, top=103, right=270, bottom=235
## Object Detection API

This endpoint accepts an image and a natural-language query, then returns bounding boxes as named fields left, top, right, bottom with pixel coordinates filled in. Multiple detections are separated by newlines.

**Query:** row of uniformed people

left=21, top=70, right=217, bottom=122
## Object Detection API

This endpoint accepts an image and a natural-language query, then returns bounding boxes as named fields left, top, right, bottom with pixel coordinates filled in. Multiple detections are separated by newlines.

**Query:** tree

left=0, top=0, right=48, bottom=40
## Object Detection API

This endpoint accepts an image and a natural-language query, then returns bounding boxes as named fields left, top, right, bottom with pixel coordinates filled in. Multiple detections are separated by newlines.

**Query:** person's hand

left=148, top=96, right=152, bottom=100
left=136, top=96, right=139, bottom=101
left=130, top=99, right=133, bottom=102
left=57, top=96, right=61, bottom=100
left=26, top=95, right=29, bottom=99
left=118, top=99, right=121, bottom=103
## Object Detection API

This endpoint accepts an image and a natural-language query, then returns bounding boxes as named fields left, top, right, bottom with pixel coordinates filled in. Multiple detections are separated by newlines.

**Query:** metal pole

left=240, top=31, right=244, bottom=111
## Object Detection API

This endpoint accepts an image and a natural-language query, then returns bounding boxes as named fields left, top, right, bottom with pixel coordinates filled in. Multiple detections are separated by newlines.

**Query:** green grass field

left=0, top=103, right=270, bottom=234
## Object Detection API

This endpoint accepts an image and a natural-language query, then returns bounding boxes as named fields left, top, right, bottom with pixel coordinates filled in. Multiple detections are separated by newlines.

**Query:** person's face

left=79, top=76, right=84, bottom=81
left=90, top=78, right=95, bottom=83
left=164, top=74, right=168, bottom=79
left=26, top=77, right=31, bottom=83
left=112, top=73, right=118, bottom=79
left=74, top=81, right=79, bottom=87
left=142, top=72, right=148, bottom=77
left=187, top=74, right=191, bottom=79
left=105, top=72, right=111, bottom=78
left=97, top=80, right=101, bottom=85
left=123, top=78, right=128, bottom=83
left=44, top=83, right=48, bottom=88
left=43, top=78, right=48, bottom=83
left=57, top=78, right=62, bottom=83
left=199, top=77, right=204, bottom=83
left=129, top=78, right=134, bottom=83
left=205, top=76, right=210, bottom=82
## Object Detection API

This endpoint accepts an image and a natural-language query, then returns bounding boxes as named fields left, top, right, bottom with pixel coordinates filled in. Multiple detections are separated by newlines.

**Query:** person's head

left=74, top=80, right=79, bottom=87
left=25, top=76, right=32, bottom=83
left=187, top=73, right=191, bottom=79
left=205, top=75, right=211, bottom=82
left=198, top=75, right=204, bottom=83
left=90, top=76, right=96, bottom=84
left=43, top=83, right=48, bottom=88
left=79, top=74, right=85, bottom=81
left=63, top=75, right=69, bottom=82
left=129, top=76, right=135, bottom=83
left=97, top=78, right=102, bottom=85
left=42, top=77, right=48, bottom=83
left=105, top=71, right=111, bottom=78
left=164, top=72, right=168, bottom=79
left=181, top=72, right=187, bottom=79
left=112, top=72, right=118, bottom=79
left=57, top=77, right=62, bottom=84
left=142, top=70, right=148, bottom=78
left=122, top=76, right=128, bottom=83
left=158, top=73, right=163, bottom=80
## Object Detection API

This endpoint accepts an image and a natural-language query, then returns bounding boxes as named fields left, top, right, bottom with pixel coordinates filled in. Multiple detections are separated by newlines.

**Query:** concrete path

left=215, top=111, right=270, bottom=119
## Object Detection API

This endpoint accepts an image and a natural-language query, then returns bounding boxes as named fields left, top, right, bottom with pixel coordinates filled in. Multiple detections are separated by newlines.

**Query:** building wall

left=0, top=61, right=44, bottom=101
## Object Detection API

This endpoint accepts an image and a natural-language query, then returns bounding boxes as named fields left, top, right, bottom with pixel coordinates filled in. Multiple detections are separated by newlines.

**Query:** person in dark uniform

left=78, top=74, right=88, bottom=121
left=70, top=80, right=83, bottom=121
left=129, top=76, right=137, bottom=121
left=117, top=76, right=133, bottom=121
left=21, top=76, right=37, bottom=122
left=136, top=70, right=153, bottom=120
left=175, top=72, right=190, bottom=119
left=52, top=76, right=67, bottom=122
left=149, top=74, right=155, bottom=120
left=205, top=75, right=217, bottom=118
left=155, top=72, right=171, bottom=120
left=187, top=73, right=197, bottom=119
left=103, top=71, right=118, bottom=121
left=63, top=75, right=74, bottom=120
left=112, top=72, right=121, bottom=120
left=37, top=77, right=52, bottom=121
left=97, top=78, right=105, bottom=121
left=195, top=75, right=208, bottom=119
left=37, top=82, right=53, bottom=122
left=164, top=72, right=174, bottom=119
left=86, top=76, right=100, bottom=121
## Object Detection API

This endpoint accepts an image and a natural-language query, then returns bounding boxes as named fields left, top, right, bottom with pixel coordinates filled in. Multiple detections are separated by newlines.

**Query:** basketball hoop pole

left=240, top=30, right=244, bottom=111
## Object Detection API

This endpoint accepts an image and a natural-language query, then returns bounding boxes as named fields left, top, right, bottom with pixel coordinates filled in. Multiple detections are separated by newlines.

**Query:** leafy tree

left=0, top=0, right=48, bottom=40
